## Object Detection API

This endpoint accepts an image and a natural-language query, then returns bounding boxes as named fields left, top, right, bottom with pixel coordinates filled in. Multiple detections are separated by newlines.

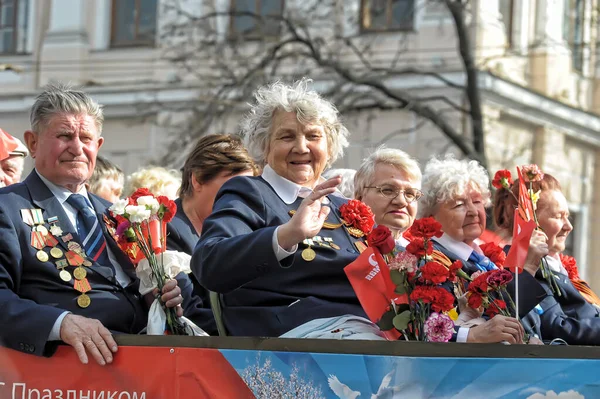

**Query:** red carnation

left=406, top=238, right=433, bottom=258
left=408, top=217, right=443, bottom=240
left=448, top=260, right=463, bottom=282
left=410, top=286, right=454, bottom=312
left=367, top=225, right=395, bottom=254
left=467, top=292, right=484, bottom=309
left=468, top=271, right=493, bottom=295
left=480, top=242, right=506, bottom=268
left=560, top=254, right=579, bottom=281
left=420, top=261, right=449, bottom=285
left=130, top=187, right=153, bottom=202
left=157, top=195, right=177, bottom=223
left=486, top=269, right=513, bottom=289
left=430, top=287, right=455, bottom=313
left=340, top=199, right=375, bottom=235
left=486, top=299, right=507, bottom=318
left=492, top=170, right=513, bottom=190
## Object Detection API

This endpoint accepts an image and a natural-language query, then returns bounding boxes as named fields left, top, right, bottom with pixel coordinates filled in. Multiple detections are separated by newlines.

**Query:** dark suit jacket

left=192, top=176, right=366, bottom=337
left=522, top=260, right=600, bottom=345
left=166, top=198, right=217, bottom=335
left=0, top=171, right=147, bottom=356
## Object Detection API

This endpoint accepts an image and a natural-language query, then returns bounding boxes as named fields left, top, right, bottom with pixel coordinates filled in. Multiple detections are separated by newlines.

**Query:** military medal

left=83, top=260, right=92, bottom=267
left=330, top=243, right=341, bottom=250
left=50, top=225, right=63, bottom=236
left=30, top=230, right=45, bottom=249
left=50, top=247, right=64, bottom=259
left=77, top=294, right=91, bottom=308
left=20, top=209, right=34, bottom=226
left=61, top=233, right=73, bottom=243
left=36, top=250, right=49, bottom=262
left=31, top=209, right=44, bottom=225
left=59, top=269, right=72, bottom=282
left=354, top=241, right=368, bottom=254
left=74, top=279, right=92, bottom=309
left=66, top=250, right=84, bottom=266
left=73, top=266, right=87, bottom=280
left=345, top=225, right=365, bottom=238
left=302, top=247, right=316, bottom=261
left=301, top=238, right=317, bottom=262
left=35, top=225, right=48, bottom=236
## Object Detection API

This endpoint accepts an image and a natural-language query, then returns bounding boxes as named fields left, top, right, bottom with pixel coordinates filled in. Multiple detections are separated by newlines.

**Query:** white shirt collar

left=261, top=164, right=342, bottom=205
left=433, top=233, right=482, bottom=261
left=545, top=254, right=567, bottom=274
left=35, top=169, right=91, bottom=206
left=396, top=235, right=410, bottom=248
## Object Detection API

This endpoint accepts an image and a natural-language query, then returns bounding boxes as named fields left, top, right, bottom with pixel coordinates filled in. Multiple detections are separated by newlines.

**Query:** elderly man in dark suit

left=0, top=83, right=183, bottom=365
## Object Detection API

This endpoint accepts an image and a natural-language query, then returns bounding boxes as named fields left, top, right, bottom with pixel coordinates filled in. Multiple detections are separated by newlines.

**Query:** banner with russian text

left=2, top=341, right=600, bottom=398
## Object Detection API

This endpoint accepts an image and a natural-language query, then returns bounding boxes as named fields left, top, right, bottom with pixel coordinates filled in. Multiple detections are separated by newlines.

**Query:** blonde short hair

left=126, top=166, right=182, bottom=200
left=419, top=155, right=490, bottom=218
left=354, top=147, right=421, bottom=200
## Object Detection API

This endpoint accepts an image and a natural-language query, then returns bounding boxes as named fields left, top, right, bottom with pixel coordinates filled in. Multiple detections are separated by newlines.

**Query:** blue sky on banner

left=220, top=349, right=600, bottom=398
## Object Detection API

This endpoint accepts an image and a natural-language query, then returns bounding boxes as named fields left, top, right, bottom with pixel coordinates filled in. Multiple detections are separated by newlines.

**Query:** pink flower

left=486, top=269, right=513, bottom=289
left=522, top=164, right=544, bottom=182
left=424, top=313, right=454, bottom=342
left=389, top=251, right=417, bottom=272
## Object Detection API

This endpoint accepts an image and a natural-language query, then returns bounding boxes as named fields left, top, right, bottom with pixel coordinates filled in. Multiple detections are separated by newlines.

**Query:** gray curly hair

left=418, top=155, right=491, bottom=218
left=240, top=78, right=349, bottom=167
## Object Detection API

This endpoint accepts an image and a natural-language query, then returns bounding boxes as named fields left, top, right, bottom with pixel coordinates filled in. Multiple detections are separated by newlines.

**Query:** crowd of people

left=0, top=79, right=597, bottom=367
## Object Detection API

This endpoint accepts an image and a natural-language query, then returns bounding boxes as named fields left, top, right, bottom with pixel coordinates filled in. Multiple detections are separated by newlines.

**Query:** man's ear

left=97, top=136, right=104, bottom=150
left=23, top=130, right=38, bottom=159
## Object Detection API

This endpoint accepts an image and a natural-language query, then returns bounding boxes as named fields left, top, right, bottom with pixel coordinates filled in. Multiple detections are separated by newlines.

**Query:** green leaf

left=377, top=309, right=396, bottom=331
left=394, top=284, right=407, bottom=295
left=393, top=311, right=411, bottom=331
left=390, top=269, right=406, bottom=285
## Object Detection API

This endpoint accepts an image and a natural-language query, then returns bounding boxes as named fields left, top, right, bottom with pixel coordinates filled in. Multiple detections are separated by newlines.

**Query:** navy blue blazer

left=166, top=198, right=218, bottom=335
left=192, top=175, right=366, bottom=337
left=0, top=171, right=147, bottom=356
left=521, top=258, right=600, bottom=345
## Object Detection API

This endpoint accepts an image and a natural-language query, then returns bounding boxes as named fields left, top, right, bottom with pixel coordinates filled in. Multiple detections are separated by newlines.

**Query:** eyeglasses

left=365, top=185, right=423, bottom=203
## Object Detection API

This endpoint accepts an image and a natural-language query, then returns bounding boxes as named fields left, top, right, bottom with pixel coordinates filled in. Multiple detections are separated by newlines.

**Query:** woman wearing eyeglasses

left=354, top=147, right=421, bottom=247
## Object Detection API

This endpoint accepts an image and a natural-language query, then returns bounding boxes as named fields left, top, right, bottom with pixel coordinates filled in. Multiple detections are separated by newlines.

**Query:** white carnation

left=125, top=205, right=151, bottom=223
left=109, top=199, right=129, bottom=215
left=136, top=195, right=160, bottom=214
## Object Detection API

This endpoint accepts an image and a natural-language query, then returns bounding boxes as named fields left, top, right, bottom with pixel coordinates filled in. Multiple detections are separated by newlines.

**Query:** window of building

left=111, top=0, right=157, bottom=47
left=563, top=0, right=585, bottom=73
left=360, top=0, right=415, bottom=32
left=230, top=0, right=284, bottom=39
left=0, top=0, right=29, bottom=54
left=498, top=0, right=513, bottom=47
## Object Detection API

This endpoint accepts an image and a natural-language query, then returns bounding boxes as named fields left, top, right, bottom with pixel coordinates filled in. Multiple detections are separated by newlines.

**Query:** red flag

left=344, top=247, right=407, bottom=320
left=516, top=166, right=534, bottom=222
left=505, top=209, right=536, bottom=273
left=0, top=129, right=19, bottom=161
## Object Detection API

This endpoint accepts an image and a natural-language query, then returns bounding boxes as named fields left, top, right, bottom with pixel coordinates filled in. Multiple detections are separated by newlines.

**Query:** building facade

left=2, top=0, right=600, bottom=287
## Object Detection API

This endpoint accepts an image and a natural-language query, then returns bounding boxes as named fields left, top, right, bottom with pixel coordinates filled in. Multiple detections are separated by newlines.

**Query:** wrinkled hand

left=467, top=315, right=525, bottom=344
left=60, top=314, right=118, bottom=365
left=152, top=279, right=183, bottom=317
left=277, top=176, right=341, bottom=250
left=523, top=229, right=549, bottom=276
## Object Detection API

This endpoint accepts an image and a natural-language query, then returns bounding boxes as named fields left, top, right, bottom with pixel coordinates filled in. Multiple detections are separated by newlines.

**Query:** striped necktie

left=66, top=194, right=109, bottom=265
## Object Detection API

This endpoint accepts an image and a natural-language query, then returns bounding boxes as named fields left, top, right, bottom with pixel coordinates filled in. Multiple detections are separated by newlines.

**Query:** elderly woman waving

left=192, top=79, right=384, bottom=340
left=419, top=156, right=547, bottom=344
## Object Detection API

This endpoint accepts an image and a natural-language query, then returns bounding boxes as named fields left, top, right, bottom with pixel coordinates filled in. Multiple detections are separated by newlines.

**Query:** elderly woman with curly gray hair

left=192, top=79, right=385, bottom=340
left=419, top=156, right=547, bottom=344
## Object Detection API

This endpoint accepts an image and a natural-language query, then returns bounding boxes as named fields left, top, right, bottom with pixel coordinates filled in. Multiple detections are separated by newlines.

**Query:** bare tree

left=157, top=0, right=488, bottom=168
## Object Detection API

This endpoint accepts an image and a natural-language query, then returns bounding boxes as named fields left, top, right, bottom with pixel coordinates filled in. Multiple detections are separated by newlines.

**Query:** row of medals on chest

left=23, top=209, right=93, bottom=308
left=288, top=210, right=365, bottom=262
